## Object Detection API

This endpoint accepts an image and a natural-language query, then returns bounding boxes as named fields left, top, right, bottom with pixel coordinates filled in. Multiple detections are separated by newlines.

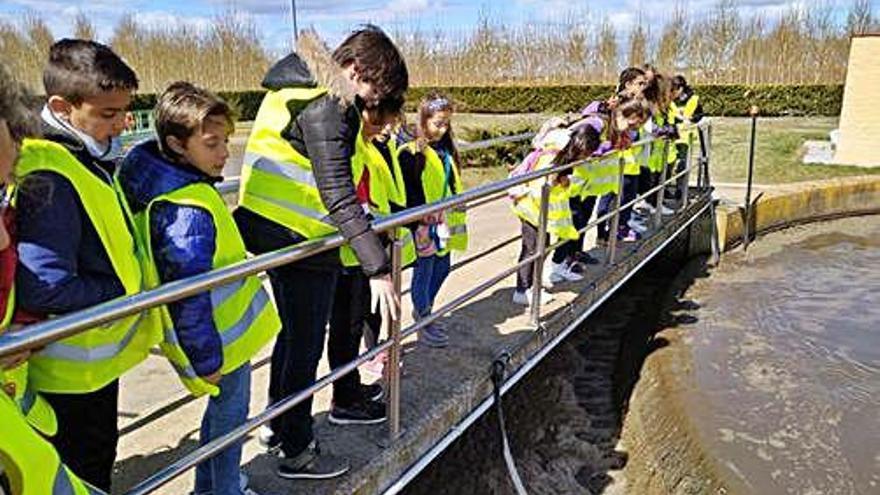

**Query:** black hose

left=491, top=352, right=528, bottom=495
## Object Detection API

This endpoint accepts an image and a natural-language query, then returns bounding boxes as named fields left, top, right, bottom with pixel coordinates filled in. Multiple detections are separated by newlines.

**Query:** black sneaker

left=328, top=399, right=387, bottom=425
left=359, top=382, right=384, bottom=402
left=277, top=441, right=350, bottom=480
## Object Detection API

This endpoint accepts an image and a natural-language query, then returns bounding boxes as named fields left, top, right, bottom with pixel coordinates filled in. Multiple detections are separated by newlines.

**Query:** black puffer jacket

left=234, top=53, right=390, bottom=276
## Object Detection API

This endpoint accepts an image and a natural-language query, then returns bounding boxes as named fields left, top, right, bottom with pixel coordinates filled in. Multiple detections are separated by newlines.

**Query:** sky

left=1, top=0, right=877, bottom=55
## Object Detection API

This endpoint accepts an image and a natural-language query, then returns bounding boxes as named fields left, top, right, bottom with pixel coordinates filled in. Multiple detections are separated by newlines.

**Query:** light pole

left=290, top=0, right=299, bottom=47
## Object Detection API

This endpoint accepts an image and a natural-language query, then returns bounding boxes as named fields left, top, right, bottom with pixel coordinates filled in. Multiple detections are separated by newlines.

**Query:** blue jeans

left=195, top=363, right=251, bottom=495
left=411, top=254, right=451, bottom=317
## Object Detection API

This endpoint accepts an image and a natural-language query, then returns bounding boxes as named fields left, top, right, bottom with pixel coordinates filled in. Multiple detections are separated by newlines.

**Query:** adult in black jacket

left=233, top=27, right=408, bottom=480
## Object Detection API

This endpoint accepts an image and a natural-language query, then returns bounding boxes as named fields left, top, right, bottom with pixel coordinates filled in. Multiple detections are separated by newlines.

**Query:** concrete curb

left=715, top=176, right=880, bottom=252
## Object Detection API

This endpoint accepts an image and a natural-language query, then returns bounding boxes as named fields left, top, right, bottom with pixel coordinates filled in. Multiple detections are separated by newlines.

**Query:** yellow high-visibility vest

left=238, top=87, right=385, bottom=268
left=571, top=151, right=621, bottom=200
left=349, top=134, right=416, bottom=267
left=509, top=153, right=578, bottom=241
left=15, top=139, right=161, bottom=394
left=129, top=182, right=281, bottom=397
left=398, top=141, right=469, bottom=255
left=0, top=391, right=103, bottom=494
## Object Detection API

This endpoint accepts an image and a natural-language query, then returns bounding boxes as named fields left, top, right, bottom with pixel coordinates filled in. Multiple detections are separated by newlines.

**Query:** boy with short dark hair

left=15, top=39, right=160, bottom=491
left=117, top=81, right=280, bottom=495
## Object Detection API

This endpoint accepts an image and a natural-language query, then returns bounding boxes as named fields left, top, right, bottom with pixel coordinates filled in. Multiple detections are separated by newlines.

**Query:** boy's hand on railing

left=370, top=274, right=400, bottom=322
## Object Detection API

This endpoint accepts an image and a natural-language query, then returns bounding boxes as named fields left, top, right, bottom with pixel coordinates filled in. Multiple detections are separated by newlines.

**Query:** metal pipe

left=744, top=107, right=758, bottom=251
left=605, top=154, right=626, bottom=265
left=529, top=180, right=552, bottom=327
left=655, top=140, right=670, bottom=229
left=681, top=131, right=693, bottom=208
left=388, top=237, right=403, bottom=440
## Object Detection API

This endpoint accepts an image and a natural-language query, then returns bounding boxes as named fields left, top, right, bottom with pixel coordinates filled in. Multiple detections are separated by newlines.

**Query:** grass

left=227, top=114, right=878, bottom=191
left=456, top=115, right=880, bottom=190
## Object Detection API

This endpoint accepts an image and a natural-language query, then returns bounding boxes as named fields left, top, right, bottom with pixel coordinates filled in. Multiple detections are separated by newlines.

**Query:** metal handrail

left=128, top=123, right=713, bottom=494
left=0, top=119, right=711, bottom=495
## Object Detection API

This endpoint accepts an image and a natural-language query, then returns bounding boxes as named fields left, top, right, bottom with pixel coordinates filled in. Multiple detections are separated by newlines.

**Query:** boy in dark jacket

left=15, top=39, right=148, bottom=491
left=118, top=82, right=279, bottom=495
left=232, top=26, right=408, bottom=479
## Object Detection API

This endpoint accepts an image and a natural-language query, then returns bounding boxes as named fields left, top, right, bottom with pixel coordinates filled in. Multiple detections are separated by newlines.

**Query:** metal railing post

left=654, top=139, right=670, bottom=229
left=529, top=179, right=552, bottom=327
left=387, top=235, right=404, bottom=440
left=605, top=155, right=626, bottom=266
left=681, top=131, right=693, bottom=208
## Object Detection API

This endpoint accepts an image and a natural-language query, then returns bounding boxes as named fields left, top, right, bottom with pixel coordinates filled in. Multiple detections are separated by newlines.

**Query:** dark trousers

left=516, top=220, right=548, bottom=291
left=638, top=166, right=662, bottom=207
left=266, top=264, right=339, bottom=458
left=555, top=195, right=597, bottom=263
left=328, top=268, right=370, bottom=407
left=597, top=175, right=638, bottom=240
left=43, top=380, right=119, bottom=491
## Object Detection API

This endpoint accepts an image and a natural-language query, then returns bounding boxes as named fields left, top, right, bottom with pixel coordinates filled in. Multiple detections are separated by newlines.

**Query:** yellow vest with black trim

left=238, top=87, right=377, bottom=268
left=15, top=139, right=161, bottom=394
left=346, top=134, right=416, bottom=267
left=0, top=392, right=103, bottom=494
left=571, top=151, right=622, bottom=200
left=399, top=142, right=468, bottom=255
left=131, top=182, right=281, bottom=397
left=509, top=153, right=578, bottom=241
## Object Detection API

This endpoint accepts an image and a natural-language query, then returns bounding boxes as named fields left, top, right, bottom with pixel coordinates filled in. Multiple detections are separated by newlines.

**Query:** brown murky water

left=406, top=215, right=880, bottom=495
left=681, top=216, right=880, bottom=494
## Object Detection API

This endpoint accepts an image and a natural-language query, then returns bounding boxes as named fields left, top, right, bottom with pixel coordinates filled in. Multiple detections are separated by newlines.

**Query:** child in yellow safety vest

left=1, top=61, right=91, bottom=495
left=327, top=104, right=406, bottom=425
left=398, top=93, right=467, bottom=348
left=116, top=83, right=281, bottom=495
left=509, top=123, right=602, bottom=307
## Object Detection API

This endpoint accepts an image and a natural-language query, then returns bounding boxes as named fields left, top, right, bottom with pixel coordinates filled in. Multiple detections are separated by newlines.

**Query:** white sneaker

left=550, top=261, right=583, bottom=283
left=635, top=200, right=654, bottom=215
left=627, top=218, right=649, bottom=234
left=512, top=288, right=555, bottom=306
left=660, top=204, right=674, bottom=215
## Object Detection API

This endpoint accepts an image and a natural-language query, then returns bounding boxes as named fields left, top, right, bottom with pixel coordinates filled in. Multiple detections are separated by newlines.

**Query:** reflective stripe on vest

left=0, top=393, right=104, bottom=494
left=572, top=151, right=621, bottom=199
left=399, top=141, right=468, bottom=254
left=15, top=139, right=161, bottom=394
left=1, top=363, right=57, bottom=437
left=509, top=153, right=578, bottom=241
left=238, top=87, right=366, bottom=240
left=134, top=183, right=281, bottom=397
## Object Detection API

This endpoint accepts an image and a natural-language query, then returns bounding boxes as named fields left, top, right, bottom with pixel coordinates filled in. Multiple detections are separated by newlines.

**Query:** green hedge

left=129, top=85, right=843, bottom=120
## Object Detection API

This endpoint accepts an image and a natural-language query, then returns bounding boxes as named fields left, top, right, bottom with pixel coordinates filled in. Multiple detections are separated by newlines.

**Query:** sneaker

left=627, top=217, right=648, bottom=234
left=660, top=204, right=675, bottom=215
left=328, top=399, right=387, bottom=425
left=573, top=251, right=599, bottom=265
left=418, top=323, right=448, bottom=348
left=618, top=228, right=641, bottom=243
left=549, top=261, right=583, bottom=283
left=635, top=200, right=655, bottom=215
left=512, top=288, right=554, bottom=306
left=277, top=441, right=349, bottom=480
left=359, top=382, right=384, bottom=402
